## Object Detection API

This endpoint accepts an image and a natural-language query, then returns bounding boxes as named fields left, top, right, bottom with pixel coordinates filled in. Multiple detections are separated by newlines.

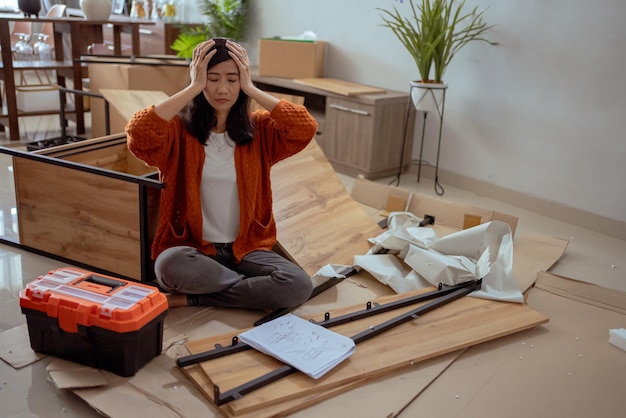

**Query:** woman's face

left=202, top=59, right=241, bottom=113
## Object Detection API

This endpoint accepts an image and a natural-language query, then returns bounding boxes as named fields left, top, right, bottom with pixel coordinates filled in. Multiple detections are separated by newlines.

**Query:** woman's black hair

left=179, top=38, right=254, bottom=145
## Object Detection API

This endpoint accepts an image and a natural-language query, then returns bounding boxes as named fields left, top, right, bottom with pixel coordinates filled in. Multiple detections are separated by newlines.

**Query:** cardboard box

left=88, top=59, right=190, bottom=137
left=350, top=176, right=519, bottom=236
left=258, top=38, right=326, bottom=79
left=20, top=267, right=168, bottom=376
left=16, top=84, right=59, bottom=112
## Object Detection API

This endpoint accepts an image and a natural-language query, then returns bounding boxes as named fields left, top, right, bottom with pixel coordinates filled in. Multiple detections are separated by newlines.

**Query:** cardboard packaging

left=258, top=38, right=326, bottom=79
left=19, top=267, right=168, bottom=376
left=350, top=176, right=519, bottom=236
left=88, top=60, right=190, bottom=137
left=16, top=85, right=59, bottom=112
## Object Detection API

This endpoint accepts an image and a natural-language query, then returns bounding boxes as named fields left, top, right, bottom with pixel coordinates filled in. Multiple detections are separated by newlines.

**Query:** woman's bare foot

left=166, top=293, right=189, bottom=308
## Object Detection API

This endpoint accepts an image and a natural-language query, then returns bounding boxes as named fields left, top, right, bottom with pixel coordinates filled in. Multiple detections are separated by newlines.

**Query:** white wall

left=243, top=0, right=626, bottom=224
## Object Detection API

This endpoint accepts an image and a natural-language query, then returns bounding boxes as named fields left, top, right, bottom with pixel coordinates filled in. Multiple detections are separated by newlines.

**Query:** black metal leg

left=391, top=93, right=414, bottom=186
left=417, top=111, right=428, bottom=183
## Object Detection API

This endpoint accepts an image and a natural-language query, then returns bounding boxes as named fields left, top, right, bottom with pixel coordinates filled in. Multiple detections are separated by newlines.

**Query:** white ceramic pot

left=80, top=0, right=113, bottom=20
left=410, top=81, right=448, bottom=113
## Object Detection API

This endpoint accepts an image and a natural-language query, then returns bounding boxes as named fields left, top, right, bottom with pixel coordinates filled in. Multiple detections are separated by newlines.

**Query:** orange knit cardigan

left=126, top=100, right=317, bottom=261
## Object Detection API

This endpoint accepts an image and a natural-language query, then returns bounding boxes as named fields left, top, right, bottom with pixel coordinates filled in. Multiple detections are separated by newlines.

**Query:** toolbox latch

left=100, top=304, right=115, bottom=318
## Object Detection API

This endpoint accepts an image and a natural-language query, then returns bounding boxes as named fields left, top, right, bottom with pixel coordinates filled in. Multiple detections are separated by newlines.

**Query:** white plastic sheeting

left=311, top=212, right=523, bottom=304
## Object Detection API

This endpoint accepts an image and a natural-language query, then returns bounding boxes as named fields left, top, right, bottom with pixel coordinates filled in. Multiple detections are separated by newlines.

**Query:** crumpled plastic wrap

left=312, top=212, right=523, bottom=303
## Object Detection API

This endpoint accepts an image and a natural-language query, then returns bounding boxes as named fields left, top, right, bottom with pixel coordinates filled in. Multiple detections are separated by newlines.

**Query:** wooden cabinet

left=252, top=71, right=413, bottom=179
left=325, top=95, right=409, bottom=178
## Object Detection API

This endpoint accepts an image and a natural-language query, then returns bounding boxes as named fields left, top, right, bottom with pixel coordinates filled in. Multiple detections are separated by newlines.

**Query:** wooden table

left=0, top=14, right=151, bottom=141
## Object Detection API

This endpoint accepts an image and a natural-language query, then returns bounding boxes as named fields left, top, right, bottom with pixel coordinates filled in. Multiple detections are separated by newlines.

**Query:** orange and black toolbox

left=20, top=267, right=168, bottom=377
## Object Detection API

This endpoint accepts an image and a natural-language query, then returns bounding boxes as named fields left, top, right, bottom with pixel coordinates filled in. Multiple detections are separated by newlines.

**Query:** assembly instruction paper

left=238, top=313, right=355, bottom=379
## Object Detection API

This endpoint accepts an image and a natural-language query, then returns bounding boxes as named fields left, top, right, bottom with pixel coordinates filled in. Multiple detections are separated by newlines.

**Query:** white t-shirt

left=201, top=132, right=240, bottom=243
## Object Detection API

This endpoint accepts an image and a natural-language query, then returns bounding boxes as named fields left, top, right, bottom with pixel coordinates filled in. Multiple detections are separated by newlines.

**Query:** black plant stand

left=393, top=82, right=447, bottom=196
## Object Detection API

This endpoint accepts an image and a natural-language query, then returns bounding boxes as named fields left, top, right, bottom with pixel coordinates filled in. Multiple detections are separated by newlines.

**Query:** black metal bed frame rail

left=58, top=86, right=110, bottom=139
left=0, top=143, right=164, bottom=189
left=178, top=279, right=482, bottom=406
left=177, top=279, right=476, bottom=368
left=213, top=280, right=481, bottom=405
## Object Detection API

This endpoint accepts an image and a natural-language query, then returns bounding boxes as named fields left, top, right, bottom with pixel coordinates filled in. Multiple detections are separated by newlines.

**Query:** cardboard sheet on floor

left=47, top=359, right=107, bottom=389
left=0, top=324, right=45, bottom=368
left=398, top=273, right=626, bottom=417
left=512, top=233, right=569, bottom=292
left=72, top=354, right=216, bottom=418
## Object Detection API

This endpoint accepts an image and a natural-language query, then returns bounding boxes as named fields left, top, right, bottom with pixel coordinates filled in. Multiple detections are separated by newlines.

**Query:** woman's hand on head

left=226, top=40, right=254, bottom=95
left=189, top=40, right=215, bottom=93
left=152, top=39, right=215, bottom=120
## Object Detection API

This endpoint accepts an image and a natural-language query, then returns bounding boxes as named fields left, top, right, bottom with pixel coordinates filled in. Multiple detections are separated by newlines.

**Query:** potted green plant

left=378, top=0, right=495, bottom=109
left=171, top=0, right=249, bottom=58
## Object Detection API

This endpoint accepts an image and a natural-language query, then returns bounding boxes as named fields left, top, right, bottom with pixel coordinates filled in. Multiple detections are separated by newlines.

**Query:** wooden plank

left=99, top=89, right=169, bottom=122
left=183, top=288, right=549, bottom=416
left=181, top=361, right=370, bottom=418
left=293, top=78, right=386, bottom=96
left=271, top=140, right=382, bottom=275
left=14, top=157, right=143, bottom=279
left=57, top=142, right=128, bottom=172
left=33, top=134, right=128, bottom=156
left=99, top=89, right=170, bottom=134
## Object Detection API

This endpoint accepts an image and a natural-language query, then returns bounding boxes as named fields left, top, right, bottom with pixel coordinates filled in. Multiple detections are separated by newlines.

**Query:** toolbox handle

left=79, top=275, right=127, bottom=293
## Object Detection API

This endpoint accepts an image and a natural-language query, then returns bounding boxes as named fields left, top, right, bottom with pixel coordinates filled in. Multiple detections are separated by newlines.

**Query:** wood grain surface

left=293, top=78, right=387, bottom=96
left=100, top=89, right=169, bottom=121
left=271, top=140, right=382, bottom=275
left=14, top=157, right=144, bottom=279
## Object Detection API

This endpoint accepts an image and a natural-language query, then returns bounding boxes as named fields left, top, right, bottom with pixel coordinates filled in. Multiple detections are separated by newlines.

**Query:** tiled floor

left=0, top=112, right=105, bottom=417
left=1, top=113, right=625, bottom=417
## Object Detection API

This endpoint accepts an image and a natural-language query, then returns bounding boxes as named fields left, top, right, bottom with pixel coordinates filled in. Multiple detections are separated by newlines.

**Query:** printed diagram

left=266, top=327, right=340, bottom=361
left=238, top=313, right=356, bottom=379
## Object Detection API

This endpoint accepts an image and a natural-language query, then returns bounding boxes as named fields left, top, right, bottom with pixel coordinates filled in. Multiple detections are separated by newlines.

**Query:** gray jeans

left=154, top=244, right=313, bottom=311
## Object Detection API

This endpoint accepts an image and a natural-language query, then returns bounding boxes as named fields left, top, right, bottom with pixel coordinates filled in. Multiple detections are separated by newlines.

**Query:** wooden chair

left=41, top=4, right=68, bottom=40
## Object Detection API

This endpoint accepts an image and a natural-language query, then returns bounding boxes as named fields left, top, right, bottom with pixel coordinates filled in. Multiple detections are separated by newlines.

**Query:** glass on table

left=14, top=33, right=34, bottom=61
left=33, top=33, right=52, bottom=61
